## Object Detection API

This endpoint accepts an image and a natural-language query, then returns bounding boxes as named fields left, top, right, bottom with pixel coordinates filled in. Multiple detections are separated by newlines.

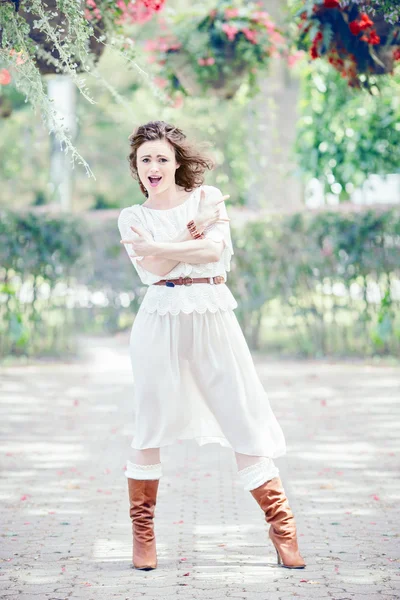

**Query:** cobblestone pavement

left=1, top=333, right=399, bottom=600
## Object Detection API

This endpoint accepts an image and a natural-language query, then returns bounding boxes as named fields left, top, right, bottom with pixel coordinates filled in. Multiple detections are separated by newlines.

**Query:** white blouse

left=118, top=185, right=238, bottom=315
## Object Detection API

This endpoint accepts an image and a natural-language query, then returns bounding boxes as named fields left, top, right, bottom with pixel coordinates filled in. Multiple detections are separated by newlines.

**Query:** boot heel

left=250, top=477, right=306, bottom=569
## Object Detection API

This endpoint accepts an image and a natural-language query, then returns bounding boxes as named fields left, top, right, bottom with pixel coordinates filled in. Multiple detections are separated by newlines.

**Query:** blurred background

left=1, top=0, right=399, bottom=360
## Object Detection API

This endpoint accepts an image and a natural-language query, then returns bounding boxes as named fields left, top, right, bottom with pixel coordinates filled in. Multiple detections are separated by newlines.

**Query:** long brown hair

left=128, top=121, right=215, bottom=198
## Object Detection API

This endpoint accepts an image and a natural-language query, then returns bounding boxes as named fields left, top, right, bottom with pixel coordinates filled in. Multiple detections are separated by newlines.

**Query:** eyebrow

left=139, top=154, right=169, bottom=159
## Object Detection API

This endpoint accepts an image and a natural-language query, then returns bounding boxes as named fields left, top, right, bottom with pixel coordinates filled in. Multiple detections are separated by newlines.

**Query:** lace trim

left=237, top=458, right=280, bottom=491
left=127, top=462, right=161, bottom=470
left=125, top=461, right=163, bottom=480
left=139, top=283, right=238, bottom=315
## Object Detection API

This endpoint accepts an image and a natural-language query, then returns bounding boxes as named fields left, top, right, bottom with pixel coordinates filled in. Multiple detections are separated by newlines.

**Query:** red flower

left=310, top=31, right=323, bottom=60
left=361, top=29, right=380, bottom=45
left=359, top=12, right=373, bottom=29
left=368, top=30, right=380, bottom=45
left=349, top=20, right=362, bottom=36
left=394, top=48, right=400, bottom=61
left=324, top=0, right=340, bottom=7
left=349, top=13, right=374, bottom=36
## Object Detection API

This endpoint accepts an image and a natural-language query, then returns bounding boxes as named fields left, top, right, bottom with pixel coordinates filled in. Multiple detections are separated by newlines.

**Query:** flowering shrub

left=297, top=0, right=400, bottom=87
left=85, top=0, right=165, bottom=25
left=144, top=1, right=284, bottom=100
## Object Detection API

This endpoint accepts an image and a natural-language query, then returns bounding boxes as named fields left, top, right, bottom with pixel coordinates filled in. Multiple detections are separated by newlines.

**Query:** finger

left=120, top=239, right=134, bottom=245
left=216, top=218, right=230, bottom=222
left=216, top=196, right=229, bottom=204
left=130, top=224, right=143, bottom=235
left=200, top=188, right=206, bottom=202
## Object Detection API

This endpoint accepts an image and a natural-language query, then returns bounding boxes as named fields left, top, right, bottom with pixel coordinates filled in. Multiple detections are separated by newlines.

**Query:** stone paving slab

left=1, top=333, right=399, bottom=600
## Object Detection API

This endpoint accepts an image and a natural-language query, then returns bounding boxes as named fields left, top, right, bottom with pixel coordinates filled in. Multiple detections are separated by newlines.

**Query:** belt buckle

left=183, top=276, right=193, bottom=286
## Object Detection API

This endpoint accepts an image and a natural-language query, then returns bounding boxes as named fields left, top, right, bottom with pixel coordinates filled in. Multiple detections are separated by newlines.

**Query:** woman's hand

left=120, top=225, right=156, bottom=258
left=194, top=188, right=230, bottom=233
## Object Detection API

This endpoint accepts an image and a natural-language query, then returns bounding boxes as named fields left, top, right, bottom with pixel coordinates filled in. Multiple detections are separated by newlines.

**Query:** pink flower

left=252, top=10, right=270, bottom=20
left=0, top=69, right=11, bottom=85
left=198, top=58, right=206, bottom=66
left=242, top=28, right=258, bottom=44
left=154, top=76, right=167, bottom=88
left=271, top=31, right=284, bottom=46
left=9, top=49, right=26, bottom=65
left=225, top=8, right=239, bottom=18
left=172, top=94, right=184, bottom=109
left=222, top=23, right=238, bottom=41
left=206, top=57, right=215, bottom=65
left=142, top=0, right=165, bottom=11
left=287, top=50, right=305, bottom=68
left=144, top=39, right=159, bottom=52
left=251, top=10, right=275, bottom=32
left=118, top=0, right=165, bottom=25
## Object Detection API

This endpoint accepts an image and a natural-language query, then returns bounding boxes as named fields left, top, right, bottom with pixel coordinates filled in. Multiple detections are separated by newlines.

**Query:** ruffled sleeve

left=202, top=186, right=234, bottom=271
left=117, top=206, right=161, bottom=286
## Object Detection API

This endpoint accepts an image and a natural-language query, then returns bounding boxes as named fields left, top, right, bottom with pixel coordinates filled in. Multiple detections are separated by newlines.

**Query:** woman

left=118, top=120, right=305, bottom=571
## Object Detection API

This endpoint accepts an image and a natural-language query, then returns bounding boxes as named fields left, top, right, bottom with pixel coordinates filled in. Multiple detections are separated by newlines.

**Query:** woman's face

left=136, top=138, right=180, bottom=195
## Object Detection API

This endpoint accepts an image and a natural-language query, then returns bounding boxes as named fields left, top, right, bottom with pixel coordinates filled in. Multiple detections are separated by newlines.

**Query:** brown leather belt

left=153, top=275, right=225, bottom=287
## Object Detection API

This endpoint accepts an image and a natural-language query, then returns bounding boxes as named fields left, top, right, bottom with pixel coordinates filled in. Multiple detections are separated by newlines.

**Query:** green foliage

left=294, top=60, right=400, bottom=194
left=229, top=207, right=400, bottom=355
left=0, top=208, right=144, bottom=357
left=0, top=0, right=167, bottom=175
left=0, top=210, right=86, bottom=355
left=1, top=207, right=399, bottom=359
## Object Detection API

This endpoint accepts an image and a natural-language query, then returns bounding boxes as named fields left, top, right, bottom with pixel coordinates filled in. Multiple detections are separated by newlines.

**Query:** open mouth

left=148, top=176, right=162, bottom=187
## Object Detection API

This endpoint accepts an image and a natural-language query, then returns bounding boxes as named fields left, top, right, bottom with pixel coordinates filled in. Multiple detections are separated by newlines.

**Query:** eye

left=142, top=158, right=149, bottom=163
left=159, top=158, right=168, bottom=163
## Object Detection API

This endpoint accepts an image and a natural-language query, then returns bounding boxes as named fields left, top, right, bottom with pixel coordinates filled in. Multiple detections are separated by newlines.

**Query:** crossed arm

left=137, top=227, right=223, bottom=277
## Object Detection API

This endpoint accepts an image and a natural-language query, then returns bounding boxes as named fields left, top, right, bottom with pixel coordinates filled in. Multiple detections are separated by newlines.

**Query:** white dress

left=118, top=185, right=286, bottom=458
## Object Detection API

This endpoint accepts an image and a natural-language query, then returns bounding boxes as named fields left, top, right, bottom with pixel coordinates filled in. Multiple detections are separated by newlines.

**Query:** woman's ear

left=175, top=163, right=181, bottom=170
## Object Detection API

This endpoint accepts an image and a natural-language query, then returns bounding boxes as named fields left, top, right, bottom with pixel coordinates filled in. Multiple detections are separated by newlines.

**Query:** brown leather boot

left=127, top=478, right=159, bottom=570
left=250, top=477, right=306, bottom=569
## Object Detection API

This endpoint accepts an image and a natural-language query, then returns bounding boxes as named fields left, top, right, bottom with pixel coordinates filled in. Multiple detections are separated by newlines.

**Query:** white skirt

left=129, top=308, right=287, bottom=458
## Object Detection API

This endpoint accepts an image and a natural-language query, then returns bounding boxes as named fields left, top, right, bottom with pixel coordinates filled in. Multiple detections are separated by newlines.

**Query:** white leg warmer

left=237, top=458, right=280, bottom=491
left=125, top=461, right=163, bottom=480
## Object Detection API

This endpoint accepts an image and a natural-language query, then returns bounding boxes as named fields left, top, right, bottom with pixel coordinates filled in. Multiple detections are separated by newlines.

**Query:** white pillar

left=47, top=75, right=77, bottom=211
